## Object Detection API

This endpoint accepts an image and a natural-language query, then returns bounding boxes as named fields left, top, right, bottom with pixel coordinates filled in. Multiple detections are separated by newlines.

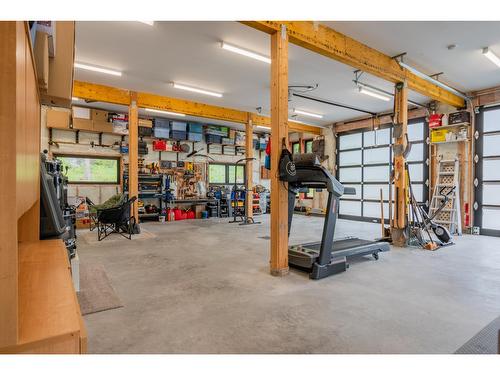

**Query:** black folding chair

left=96, top=196, right=137, bottom=241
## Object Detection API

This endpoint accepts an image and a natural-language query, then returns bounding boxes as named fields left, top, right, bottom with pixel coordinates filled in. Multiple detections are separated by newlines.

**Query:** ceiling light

left=172, top=83, right=223, bottom=98
left=72, top=97, right=80, bottom=101
left=358, top=86, right=391, bottom=102
left=482, top=47, right=500, bottom=68
left=145, top=108, right=186, bottom=117
left=221, top=42, right=271, bottom=64
left=257, top=125, right=271, bottom=130
left=138, top=21, right=154, bottom=26
left=293, top=109, right=323, bottom=119
left=74, top=62, right=122, bottom=76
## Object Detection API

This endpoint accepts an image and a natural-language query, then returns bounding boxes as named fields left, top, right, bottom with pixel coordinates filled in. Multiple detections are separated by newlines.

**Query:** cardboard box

left=34, top=31, right=49, bottom=92
left=138, top=118, right=153, bottom=128
left=35, top=21, right=56, bottom=57
left=72, top=106, right=91, bottom=119
left=93, top=120, right=113, bottom=133
left=91, top=109, right=109, bottom=122
left=72, top=118, right=93, bottom=131
left=46, top=109, right=70, bottom=129
left=42, top=21, right=75, bottom=108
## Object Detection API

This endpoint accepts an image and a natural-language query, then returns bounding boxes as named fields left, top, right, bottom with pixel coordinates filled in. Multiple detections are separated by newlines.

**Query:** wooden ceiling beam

left=73, top=80, right=321, bottom=135
left=240, top=21, right=465, bottom=108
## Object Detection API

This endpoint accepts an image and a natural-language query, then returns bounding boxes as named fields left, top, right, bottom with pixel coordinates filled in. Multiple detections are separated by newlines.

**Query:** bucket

left=201, top=211, right=208, bottom=219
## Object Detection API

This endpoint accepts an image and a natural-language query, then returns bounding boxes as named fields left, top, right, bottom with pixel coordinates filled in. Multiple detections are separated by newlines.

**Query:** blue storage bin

left=171, top=121, right=187, bottom=131
left=188, top=132, right=203, bottom=142
left=154, top=127, right=170, bottom=139
left=188, top=123, right=203, bottom=133
left=171, top=130, right=187, bottom=140
left=206, top=134, right=222, bottom=144
left=155, top=118, right=170, bottom=129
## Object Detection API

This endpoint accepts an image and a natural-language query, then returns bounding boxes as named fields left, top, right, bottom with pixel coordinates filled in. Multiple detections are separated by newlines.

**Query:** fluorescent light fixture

left=74, top=62, right=122, bottom=76
left=138, top=21, right=154, bottom=26
left=482, top=47, right=500, bottom=68
left=293, top=109, right=323, bottom=119
left=398, top=60, right=468, bottom=100
left=358, top=86, right=391, bottom=102
left=172, top=83, right=223, bottom=98
left=221, top=42, right=271, bottom=64
left=145, top=108, right=186, bottom=117
left=257, top=125, right=271, bottom=130
left=72, top=97, right=80, bottom=101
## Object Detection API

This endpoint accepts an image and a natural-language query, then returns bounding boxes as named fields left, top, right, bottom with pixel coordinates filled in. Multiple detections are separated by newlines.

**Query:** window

left=292, top=142, right=301, bottom=154
left=228, top=165, right=245, bottom=184
left=208, top=163, right=245, bottom=185
left=208, top=164, right=226, bottom=184
left=55, top=155, right=120, bottom=184
left=305, top=140, right=313, bottom=153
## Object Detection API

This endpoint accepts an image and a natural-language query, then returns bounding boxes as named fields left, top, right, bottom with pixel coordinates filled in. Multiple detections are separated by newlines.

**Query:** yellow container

left=431, top=128, right=448, bottom=143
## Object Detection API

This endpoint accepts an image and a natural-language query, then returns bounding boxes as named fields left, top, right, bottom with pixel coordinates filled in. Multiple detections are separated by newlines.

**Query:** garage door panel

left=339, top=150, right=362, bottom=166
left=364, top=165, right=389, bottom=182
left=339, top=167, right=362, bottom=182
left=339, top=133, right=362, bottom=150
left=363, top=147, right=390, bottom=165
left=339, top=200, right=361, bottom=216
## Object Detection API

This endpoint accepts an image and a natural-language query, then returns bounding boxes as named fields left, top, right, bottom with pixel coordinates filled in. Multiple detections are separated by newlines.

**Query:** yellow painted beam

left=73, top=81, right=321, bottom=135
left=241, top=21, right=465, bottom=108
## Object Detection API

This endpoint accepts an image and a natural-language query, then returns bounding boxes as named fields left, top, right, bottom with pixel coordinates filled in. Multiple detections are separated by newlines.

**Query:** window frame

left=53, top=153, right=121, bottom=185
left=208, top=162, right=246, bottom=185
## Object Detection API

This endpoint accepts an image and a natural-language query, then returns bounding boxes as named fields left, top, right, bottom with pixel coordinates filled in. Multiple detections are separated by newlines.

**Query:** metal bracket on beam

left=393, top=123, right=403, bottom=139
left=281, top=24, right=287, bottom=40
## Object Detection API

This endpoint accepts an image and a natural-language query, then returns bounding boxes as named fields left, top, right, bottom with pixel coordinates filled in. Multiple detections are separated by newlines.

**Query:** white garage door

left=337, top=119, right=429, bottom=223
left=475, top=105, right=500, bottom=236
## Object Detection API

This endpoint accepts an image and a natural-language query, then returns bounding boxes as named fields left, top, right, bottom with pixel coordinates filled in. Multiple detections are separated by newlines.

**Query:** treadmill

left=280, top=152, right=390, bottom=280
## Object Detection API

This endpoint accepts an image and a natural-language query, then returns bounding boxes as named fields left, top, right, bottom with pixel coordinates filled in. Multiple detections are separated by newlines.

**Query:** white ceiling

left=74, top=21, right=500, bottom=126
left=324, top=21, right=500, bottom=93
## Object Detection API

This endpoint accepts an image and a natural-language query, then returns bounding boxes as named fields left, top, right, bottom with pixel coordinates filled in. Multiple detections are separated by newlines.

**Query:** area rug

left=78, top=227, right=156, bottom=246
left=77, top=263, right=123, bottom=316
left=455, top=315, right=500, bottom=354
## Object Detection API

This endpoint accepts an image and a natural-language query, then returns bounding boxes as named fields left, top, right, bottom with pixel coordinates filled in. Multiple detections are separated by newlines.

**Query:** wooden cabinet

left=0, top=240, right=87, bottom=354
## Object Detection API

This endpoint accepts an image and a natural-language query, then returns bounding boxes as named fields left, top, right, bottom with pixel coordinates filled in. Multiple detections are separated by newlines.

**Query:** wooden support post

left=245, top=115, right=254, bottom=220
left=270, top=25, right=290, bottom=276
left=391, top=82, right=408, bottom=247
left=128, top=92, right=139, bottom=223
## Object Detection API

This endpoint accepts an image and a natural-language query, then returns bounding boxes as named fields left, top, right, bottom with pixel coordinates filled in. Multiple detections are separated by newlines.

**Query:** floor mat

left=455, top=315, right=500, bottom=354
left=77, top=263, right=123, bottom=316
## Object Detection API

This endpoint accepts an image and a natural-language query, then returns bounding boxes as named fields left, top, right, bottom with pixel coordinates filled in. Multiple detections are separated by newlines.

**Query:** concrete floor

left=77, top=215, right=500, bottom=354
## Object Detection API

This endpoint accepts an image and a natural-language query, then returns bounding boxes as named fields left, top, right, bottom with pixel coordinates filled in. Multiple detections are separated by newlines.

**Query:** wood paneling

left=0, top=21, right=41, bottom=349
left=242, top=21, right=464, bottom=108
left=270, top=27, right=290, bottom=276
left=0, top=21, right=20, bottom=348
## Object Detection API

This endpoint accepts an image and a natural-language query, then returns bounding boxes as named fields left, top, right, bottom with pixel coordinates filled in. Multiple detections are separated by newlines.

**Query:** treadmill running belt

left=301, top=238, right=377, bottom=252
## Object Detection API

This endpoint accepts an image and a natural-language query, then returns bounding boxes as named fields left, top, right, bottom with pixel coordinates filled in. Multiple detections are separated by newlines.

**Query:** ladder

left=429, top=157, right=462, bottom=235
